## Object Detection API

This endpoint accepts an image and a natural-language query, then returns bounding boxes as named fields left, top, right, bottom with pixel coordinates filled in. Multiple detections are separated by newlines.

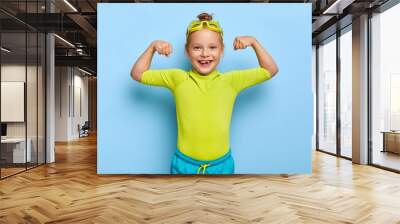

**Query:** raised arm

left=233, top=36, right=279, bottom=77
left=130, top=40, right=173, bottom=82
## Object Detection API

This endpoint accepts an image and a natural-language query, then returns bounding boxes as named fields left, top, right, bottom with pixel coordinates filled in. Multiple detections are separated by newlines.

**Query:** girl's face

left=185, top=29, right=224, bottom=75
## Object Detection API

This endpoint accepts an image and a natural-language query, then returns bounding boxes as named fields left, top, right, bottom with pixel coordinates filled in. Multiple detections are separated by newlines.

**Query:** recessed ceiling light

left=54, top=34, right=75, bottom=48
left=1, top=47, right=11, bottom=53
left=63, top=0, right=78, bottom=12
left=78, top=67, right=93, bottom=76
left=322, top=0, right=354, bottom=15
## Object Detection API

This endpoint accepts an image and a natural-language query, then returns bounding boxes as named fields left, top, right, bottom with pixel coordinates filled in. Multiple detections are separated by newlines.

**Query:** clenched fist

left=152, top=40, right=173, bottom=57
left=233, top=36, right=256, bottom=50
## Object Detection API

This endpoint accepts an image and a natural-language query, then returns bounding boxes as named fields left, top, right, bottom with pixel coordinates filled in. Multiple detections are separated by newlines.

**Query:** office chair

left=79, top=121, right=90, bottom=138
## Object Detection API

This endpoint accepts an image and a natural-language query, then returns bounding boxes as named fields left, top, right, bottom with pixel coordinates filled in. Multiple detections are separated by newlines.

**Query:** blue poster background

left=98, top=3, right=312, bottom=174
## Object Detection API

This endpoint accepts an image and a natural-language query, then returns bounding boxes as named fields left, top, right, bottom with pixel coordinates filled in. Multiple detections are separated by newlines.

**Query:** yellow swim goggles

left=186, top=20, right=223, bottom=38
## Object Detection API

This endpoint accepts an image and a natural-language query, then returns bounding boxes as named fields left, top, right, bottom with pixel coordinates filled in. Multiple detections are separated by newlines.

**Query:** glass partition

left=371, top=3, right=400, bottom=171
left=0, top=1, right=46, bottom=179
left=317, top=35, right=337, bottom=155
left=1, top=31, right=28, bottom=177
left=339, top=27, right=352, bottom=158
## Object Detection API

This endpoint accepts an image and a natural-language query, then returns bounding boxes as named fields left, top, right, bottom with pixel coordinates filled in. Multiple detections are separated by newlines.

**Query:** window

left=339, top=28, right=352, bottom=158
left=371, top=2, right=400, bottom=171
left=317, top=35, right=337, bottom=154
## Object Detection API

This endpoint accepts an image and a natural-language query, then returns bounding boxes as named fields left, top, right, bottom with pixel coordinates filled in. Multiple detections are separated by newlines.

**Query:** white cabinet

left=1, top=138, right=32, bottom=163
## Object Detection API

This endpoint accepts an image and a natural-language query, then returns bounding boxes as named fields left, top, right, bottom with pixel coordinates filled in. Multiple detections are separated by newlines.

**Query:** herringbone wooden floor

left=1, top=134, right=400, bottom=224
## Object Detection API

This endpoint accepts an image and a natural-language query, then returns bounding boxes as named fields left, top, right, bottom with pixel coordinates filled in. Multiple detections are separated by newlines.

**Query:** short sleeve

left=224, top=67, right=271, bottom=93
left=140, top=69, right=187, bottom=90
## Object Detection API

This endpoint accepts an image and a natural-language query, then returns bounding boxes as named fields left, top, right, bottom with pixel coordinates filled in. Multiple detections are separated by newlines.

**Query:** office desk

left=381, top=131, right=400, bottom=154
left=1, top=138, right=32, bottom=163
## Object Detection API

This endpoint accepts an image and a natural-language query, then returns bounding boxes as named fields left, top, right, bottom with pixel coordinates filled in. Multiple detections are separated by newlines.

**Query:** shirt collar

left=189, top=69, right=219, bottom=80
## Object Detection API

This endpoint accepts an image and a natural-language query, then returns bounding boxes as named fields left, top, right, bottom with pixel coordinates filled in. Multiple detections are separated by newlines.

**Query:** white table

left=1, top=138, right=32, bottom=163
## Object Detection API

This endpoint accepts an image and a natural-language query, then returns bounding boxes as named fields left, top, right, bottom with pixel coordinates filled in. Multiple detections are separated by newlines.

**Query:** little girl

left=131, top=13, right=278, bottom=174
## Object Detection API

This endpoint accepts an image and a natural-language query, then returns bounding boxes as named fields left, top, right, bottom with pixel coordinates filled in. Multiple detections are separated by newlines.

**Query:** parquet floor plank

left=1, top=134, right=400, bottom=223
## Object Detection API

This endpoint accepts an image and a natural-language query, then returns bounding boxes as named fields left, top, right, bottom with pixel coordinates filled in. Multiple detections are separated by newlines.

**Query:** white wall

left=55, top=66, right=69, bottom=141
left=55, top=67, right=89, bottom=141
left=1, top=82, right=24, bottom=122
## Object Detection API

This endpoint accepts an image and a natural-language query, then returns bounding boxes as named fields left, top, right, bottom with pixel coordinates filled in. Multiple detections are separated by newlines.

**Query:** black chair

left=79, top=121, right=90, bottom=138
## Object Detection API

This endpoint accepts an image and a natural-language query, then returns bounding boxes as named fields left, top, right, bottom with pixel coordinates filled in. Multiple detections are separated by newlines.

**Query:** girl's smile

left=186, top=29, right=224, bottom=75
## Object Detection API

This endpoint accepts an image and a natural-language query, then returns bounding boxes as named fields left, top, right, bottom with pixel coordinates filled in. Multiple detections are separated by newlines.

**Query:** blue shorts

left=171, top=149, right=235, bottom=174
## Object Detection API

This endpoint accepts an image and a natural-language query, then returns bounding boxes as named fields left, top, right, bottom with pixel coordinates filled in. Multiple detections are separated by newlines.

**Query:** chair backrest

left=82, top=121, right=90, bottom=129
